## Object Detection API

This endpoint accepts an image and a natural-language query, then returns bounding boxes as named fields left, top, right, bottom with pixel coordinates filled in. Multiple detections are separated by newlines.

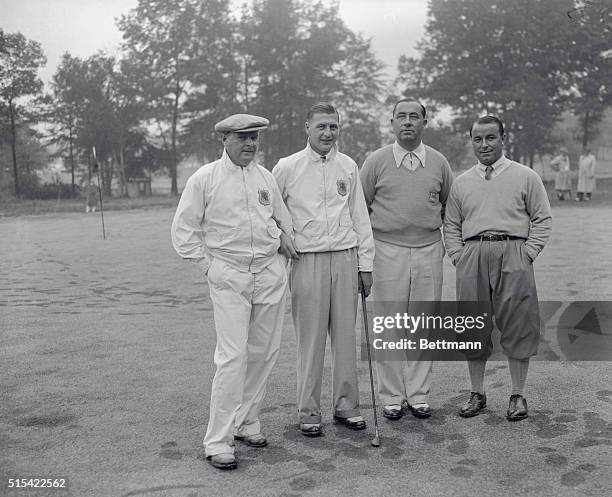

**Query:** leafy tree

left=0, top=126, right=49, bottom=197
left=423, top=123, right=470, bottom=170
left=398, top=0, right=572, bottom=166
left=118, top=0, right=233, bottom=195
left=180, top=0, right=240, bottom=162
left=46, top=52, right=147, bottom=197
left=564, top=1, right=612, bottom=146
left=46, top=53, right=86, bottom=194
left=240, top=0, right=384, bottom=167
left=0, top=29, right=46, bottom=197
left=334, top=30, right=386, bottom=166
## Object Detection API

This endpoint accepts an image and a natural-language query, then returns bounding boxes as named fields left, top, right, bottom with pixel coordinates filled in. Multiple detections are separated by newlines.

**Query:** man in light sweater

left=273, top=102, right=375, bottom=437
left=444, top=115, right=552, bottom=421
left=360, top=98, right=454, bottom=420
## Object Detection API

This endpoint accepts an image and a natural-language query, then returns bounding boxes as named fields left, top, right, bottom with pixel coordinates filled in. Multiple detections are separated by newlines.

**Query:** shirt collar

left=306, top=141, right=338, bottom=163
left=477, top=153, right=508, bottom=172
left=222, top=149, right=255, bottom=169
left=393, top=141, right=426, bottom=168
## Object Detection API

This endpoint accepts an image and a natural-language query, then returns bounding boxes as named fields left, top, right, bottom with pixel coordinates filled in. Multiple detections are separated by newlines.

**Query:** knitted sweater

left=360, top=144, right=454, bottom=247
left=443, top=160, right=552, bottom=264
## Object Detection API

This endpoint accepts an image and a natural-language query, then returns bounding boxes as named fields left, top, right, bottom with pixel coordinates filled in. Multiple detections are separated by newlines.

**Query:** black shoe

left=459, top=392, right=487, bottom=418
left=333, top=415, right=366, bottom=430
left=408, top=403, right=432, bottom=419
left=382, top=404, right=404, bottom=420
left=506, top=394, right=528, bottom=421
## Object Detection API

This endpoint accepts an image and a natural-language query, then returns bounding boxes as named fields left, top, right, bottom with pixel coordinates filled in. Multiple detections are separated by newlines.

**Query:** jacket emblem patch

left=428, top=191, right=438, bottom=203
left=258, top=188, right=271, bottom=206
left=337, top=179, right=348, bottom=196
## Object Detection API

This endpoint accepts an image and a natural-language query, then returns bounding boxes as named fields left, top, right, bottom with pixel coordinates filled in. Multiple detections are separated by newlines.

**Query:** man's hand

left=279, top=232, right=300, bottom=260
left=358, top=271, right=373, bottom=298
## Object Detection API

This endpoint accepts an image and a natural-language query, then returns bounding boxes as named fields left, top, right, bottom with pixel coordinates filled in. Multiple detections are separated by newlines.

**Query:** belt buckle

left=481, top=233, right=505, bottom=241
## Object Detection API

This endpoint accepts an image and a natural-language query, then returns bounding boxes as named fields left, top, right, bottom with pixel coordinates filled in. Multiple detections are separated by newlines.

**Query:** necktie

left=320, top=155, right=326, bottom=163
left=485, top=165, right=493, bottom=180
left=402, top=152, right=417, bottom=169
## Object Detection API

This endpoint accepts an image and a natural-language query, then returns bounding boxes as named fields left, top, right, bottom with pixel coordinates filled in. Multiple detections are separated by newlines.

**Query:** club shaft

left=361, top=291, right=379, bottom=432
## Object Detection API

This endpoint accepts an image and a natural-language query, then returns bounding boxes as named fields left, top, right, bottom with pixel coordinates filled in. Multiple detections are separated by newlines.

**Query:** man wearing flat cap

left=171, top=114, right=297, bottom=470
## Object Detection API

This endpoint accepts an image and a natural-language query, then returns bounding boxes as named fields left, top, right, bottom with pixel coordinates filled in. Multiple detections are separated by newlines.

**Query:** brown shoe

left=459, top=392, right=487, bottom=418
left=506, top=394, right=528, bottom=421
left=207, top=453, right=237, bottom=470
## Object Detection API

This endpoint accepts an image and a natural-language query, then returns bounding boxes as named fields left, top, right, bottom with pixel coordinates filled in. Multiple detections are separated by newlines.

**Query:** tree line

left=397, top=0, right=612, bottom=167
left=1, top=0, right=610, bottom=199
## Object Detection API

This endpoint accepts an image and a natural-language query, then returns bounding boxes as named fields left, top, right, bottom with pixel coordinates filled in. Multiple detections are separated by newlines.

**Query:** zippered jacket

left=171, top=150, right=293, bottom=273
left=273, top=144, right=374, bottom=272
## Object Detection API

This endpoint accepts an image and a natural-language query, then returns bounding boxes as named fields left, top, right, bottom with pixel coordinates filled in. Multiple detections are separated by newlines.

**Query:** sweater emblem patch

left=428, top=191, right=439, bottom=203
left=258, top=188, right=271, bottom=206
left=337, top=179, right=348, bottom=196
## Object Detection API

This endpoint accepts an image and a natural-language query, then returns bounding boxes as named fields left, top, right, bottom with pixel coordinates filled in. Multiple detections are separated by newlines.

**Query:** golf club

left=361, top=289, right=380, bottom=447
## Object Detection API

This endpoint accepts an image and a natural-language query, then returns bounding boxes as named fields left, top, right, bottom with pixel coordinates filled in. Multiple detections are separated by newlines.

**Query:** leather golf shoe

left=234, top=433, right=268, bottom=447
left=382, top=404, right=403, bottom=420
left=300, top=423, right=322, bottom=437
left=506, top=394, right=528, bottom=421
left=334, top=415, right=366, bottom=430
left=207, top=453, right=237, bottom=470
left=459, top=392, right=487, bottom=418
left=408, top=403, right=432, bottom=419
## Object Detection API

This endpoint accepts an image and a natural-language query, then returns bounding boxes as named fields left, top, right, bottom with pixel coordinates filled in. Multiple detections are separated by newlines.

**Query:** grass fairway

left=1, top=204, right=611, bottom=497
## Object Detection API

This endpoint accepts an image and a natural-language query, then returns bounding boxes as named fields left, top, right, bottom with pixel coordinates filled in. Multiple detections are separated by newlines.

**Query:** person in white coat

left=576, top=147, right=596, bottom=201
left=550, top=147, right=571, bottom=201
left=171, top=114, right=297, bottom=470
left=272, top=102, right=375, bottom=437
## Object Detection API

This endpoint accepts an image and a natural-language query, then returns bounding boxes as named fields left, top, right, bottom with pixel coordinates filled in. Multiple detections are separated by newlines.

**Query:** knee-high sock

left=508, top=357, right=530, bottom=396
left=467, top=360, right=487, bottom=394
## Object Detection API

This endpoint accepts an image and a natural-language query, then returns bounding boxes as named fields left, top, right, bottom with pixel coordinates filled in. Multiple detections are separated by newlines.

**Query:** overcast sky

left=3, top=0, right=428, bottom=85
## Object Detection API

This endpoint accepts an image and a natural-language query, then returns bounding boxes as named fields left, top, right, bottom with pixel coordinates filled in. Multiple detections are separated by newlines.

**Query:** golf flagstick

left=92, top=147, right=106, bottom=240
left=361, top=289, right=380, bottom=447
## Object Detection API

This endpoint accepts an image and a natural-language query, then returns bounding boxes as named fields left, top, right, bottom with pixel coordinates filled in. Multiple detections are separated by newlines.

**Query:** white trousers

left=371, top=238, right=444, bottom=406
left=203, top=255, right=287, bottom=456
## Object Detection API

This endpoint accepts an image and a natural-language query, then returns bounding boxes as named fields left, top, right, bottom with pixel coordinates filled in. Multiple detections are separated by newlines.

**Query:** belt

left=465, top=234, right=526, bottom=242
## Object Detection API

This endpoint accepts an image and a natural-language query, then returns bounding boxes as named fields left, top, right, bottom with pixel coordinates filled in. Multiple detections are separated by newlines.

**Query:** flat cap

left=214, top=114, right=269, bottom=134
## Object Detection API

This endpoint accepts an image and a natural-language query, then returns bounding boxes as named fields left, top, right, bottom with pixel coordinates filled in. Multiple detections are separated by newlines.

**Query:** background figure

left=273, top=102, right=374, bottom=438
left=576, top=147, right=596, bottom=201
left=360, top=98, right=454, bottom=421
left=85, top=183, right=99, bottom=213
left=550, top=147, right=571, bottom=200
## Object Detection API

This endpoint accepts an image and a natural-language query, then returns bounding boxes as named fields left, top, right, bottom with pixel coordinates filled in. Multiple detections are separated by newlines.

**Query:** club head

left=371, top=436, right=380, bottom=447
